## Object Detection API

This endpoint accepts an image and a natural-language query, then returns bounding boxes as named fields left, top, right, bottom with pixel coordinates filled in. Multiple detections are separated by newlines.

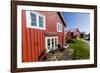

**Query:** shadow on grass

left=66, top=39, right=75, bottom=43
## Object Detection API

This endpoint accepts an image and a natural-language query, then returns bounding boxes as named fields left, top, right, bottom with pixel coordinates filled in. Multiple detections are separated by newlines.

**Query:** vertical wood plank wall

left=22, top=10, right=64, bottom=62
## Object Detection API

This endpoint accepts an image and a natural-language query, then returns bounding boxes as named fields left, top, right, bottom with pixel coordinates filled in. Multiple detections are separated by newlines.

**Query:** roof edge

left=57, top=12, right=67, bottom=27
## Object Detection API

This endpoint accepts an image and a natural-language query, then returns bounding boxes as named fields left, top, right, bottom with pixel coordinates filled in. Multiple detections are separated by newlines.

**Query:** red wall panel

left=34, top=29, right=38, bottom=61
left=26, top=28, right=32, bottom=62
left=30, top=29, right=35, bottom=62
left=22, top=10, right=28, bottom=62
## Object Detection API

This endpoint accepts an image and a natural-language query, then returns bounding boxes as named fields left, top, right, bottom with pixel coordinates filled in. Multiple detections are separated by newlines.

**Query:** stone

left=45, top=48, right=74, bottom=61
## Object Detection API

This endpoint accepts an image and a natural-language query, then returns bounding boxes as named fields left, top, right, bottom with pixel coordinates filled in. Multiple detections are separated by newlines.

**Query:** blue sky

left=62, top=12, right=90, bottom=34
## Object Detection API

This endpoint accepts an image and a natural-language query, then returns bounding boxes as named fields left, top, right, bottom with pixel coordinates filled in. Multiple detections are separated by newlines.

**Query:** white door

left=45, top=36, right=58, bottom=52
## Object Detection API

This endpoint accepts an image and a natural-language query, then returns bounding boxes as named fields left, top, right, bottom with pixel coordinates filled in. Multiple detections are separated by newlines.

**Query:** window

left=26, top=11, right=46, bottom=30
left=47, top=39, right=50, bottom=50
left=51, top=39, right=54, bottom=48
left=30, top=13, right=36, bottom=26
left=39, top=16, right=44, bottom=27
left=55, top=38, right=57, bottom=48
left=46, top=36, right=58, bottom=51
left=57, top=22, right=62, bottom=32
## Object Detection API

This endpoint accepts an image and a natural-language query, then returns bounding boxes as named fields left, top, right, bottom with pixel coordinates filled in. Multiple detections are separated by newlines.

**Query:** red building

left=65, top=28, right=81, bottom=41
left=22, top=10, right=66, bottom=62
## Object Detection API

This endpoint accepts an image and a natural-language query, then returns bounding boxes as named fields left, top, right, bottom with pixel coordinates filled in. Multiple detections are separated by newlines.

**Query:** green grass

left=67, top=39, right=90, bottom=60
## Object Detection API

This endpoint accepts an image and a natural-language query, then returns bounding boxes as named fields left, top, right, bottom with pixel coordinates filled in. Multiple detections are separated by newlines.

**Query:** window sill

left=27, top=26, right=46, bottom=30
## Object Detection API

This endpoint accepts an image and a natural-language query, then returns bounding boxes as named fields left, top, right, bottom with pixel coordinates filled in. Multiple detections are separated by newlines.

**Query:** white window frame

left=57, top=22, right=62, bottom=32
left=38, top=14, right=46, bottom=29
left=26, top=11, right=46, bottom=30
left=45, top=36, right=58, bottom=52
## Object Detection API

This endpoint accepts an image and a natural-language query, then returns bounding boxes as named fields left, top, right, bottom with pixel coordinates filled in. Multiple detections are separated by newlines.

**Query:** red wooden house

left=22, top=10, right=66, bottom=62
left=65, top=28, right=81, bottom=41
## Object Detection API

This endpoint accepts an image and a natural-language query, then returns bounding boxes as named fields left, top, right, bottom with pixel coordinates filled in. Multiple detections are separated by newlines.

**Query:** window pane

left=55, top=38, right=57, bottom=48
left=52, top=39, right=54, bottom=48
left=60, top=24, right=61, bottom=31
left=61, top=24, right=62, bottom=31
left=58, top=23, right=62, bottom=32
left=59, top=24, right=60, bottom=31
left=57, top=23, right=59, bottom=32
left=39, top=16, right=44, bottom=27
left=58, top=24, right=59, bottom=31
left=30, top=13, right=36, bottom=26
left=47, top=39, right=50, bottom=50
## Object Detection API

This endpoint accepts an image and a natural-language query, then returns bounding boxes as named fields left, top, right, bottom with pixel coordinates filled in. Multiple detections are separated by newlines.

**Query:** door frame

left=45, top=36, right=58, bottom=52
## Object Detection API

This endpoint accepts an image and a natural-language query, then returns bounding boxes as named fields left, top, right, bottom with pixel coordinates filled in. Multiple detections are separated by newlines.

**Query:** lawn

left=67, top=39, right=90, bottom=60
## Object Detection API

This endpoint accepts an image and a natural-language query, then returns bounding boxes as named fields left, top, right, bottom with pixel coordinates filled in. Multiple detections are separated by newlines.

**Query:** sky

left=62, top=12, right=90, bottom=34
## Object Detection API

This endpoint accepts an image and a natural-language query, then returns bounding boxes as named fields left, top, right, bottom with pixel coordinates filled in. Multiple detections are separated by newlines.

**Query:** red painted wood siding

left=22, top=11, right=64, bottom=62
left=38, top=11, right=64, bottom=46
left=22, top=10, right=28, bottom=62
